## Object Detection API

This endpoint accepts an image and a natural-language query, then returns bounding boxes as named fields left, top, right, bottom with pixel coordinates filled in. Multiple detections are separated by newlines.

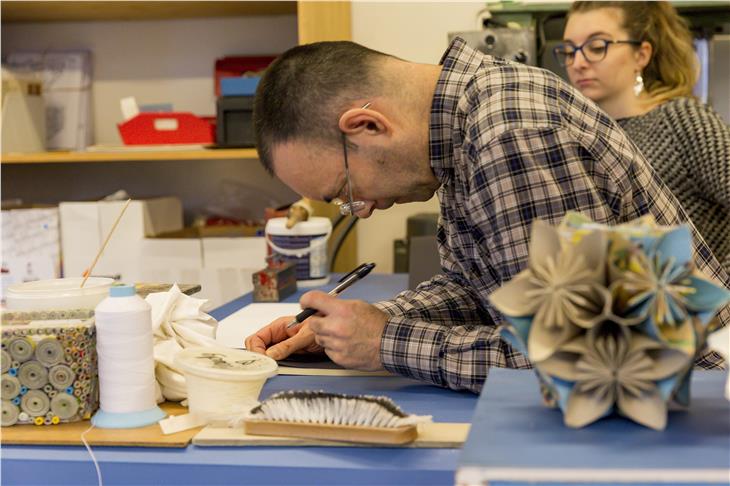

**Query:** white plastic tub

left=265, top=216, right=332, bottom=287
left=5, top=277, right=115, bottom=311
left=175, top=346, right=278, bottom=422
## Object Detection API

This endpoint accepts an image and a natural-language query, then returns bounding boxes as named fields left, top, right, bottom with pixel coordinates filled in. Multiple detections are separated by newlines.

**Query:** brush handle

left=244, top=419, right=418, bottom=445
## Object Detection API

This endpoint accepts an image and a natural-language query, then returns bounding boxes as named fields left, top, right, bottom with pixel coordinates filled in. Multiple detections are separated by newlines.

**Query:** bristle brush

left=239, top=391, right=432, bottom=445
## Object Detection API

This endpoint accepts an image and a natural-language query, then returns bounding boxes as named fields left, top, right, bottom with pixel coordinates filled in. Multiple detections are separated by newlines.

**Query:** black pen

left=286, top=262, right=376, bottom=329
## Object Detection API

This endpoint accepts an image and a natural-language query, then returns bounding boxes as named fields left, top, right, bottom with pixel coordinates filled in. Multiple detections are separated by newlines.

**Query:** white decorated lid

left=265, top=216, right=332, bottom=236
left=174, top=347, right=278, bottom=382
left=7, top=277, right=114, bottom=298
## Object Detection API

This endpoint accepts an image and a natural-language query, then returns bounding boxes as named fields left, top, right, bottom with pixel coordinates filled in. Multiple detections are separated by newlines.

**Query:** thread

left=80, top=423, right=103, bottom=486
left=35, top=338, right=64, bottom=367
left=93, top=285, right=162, bottom=428
left=17, top=361, right=48, bottom=389
left=2, top=375, right=21, bottom=400
left=1, top=350, right=11, bottom=374
left=51, top=392, right=79, bottom=420
left=48, top=364, right=75, bottom=390
left=21, top=389, right=51, bottom=416
left=2, top=400, right=19, bottom=426
left=8, top=337, right=34, bottom=362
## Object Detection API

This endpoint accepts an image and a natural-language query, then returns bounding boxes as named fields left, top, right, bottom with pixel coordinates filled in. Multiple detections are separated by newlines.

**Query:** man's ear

left=338, top=106, right=391, bottom=137
left=636, top=40, right=653, bottom=70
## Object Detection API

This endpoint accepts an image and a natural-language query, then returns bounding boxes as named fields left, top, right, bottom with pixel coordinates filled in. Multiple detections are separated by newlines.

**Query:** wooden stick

left=80, top=198, right=132, bottom=288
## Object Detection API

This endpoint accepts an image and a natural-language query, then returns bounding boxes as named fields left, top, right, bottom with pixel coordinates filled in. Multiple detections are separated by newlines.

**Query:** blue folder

left=456, top=368, right=730, bottom=485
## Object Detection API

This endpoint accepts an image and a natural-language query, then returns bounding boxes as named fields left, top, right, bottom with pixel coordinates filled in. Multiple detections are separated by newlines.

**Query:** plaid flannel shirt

left=376, top=38, right=730, bottom=393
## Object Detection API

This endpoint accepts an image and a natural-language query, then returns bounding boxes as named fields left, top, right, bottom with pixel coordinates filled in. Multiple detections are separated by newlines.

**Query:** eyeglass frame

left=553, top=38, right=642, bottom=67
left=332, top=102, right=372, bottom=216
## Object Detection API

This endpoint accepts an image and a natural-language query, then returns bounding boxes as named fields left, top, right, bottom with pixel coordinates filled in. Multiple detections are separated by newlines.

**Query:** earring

left=633, top=72, right=644, bottom=97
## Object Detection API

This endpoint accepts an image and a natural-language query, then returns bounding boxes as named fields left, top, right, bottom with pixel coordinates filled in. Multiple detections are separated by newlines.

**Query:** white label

left=153, top=118, right=178, bottom=131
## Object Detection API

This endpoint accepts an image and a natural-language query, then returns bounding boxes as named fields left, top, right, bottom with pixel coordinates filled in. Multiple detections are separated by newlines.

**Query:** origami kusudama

left=490, top=213, right=730, bottom=430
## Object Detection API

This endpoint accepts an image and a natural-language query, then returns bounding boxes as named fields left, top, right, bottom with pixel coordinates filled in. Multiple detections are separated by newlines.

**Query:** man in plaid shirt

left=247, top=38, right=729, bottom=393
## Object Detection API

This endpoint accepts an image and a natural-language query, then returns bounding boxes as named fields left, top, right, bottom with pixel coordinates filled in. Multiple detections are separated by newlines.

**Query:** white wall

left=351, top=2, right=486, bottom=273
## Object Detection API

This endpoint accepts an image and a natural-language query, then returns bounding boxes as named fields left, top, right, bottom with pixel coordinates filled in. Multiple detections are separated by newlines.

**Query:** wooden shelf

left=1, top=1, right=297, bottom=23
left=1, top=148, right=259, bottom=164
left=486, top=1, right=730, bottom=14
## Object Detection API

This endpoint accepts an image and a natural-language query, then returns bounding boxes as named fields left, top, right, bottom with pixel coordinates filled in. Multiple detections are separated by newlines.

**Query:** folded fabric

left=707, top=326, right=729, bottom=400
left=146, top=284, right=218, bottom=402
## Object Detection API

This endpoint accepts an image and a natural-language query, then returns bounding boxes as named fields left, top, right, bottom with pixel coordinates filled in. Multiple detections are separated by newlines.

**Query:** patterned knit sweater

left=618, top=97, right=730, bottom=271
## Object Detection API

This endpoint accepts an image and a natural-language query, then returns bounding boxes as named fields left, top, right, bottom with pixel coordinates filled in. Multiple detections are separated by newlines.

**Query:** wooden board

left=193, top=422, right=470, bottom=449
left=1, top=148, right=258, bottom=164
left=0, top=402, right=200, bottom=448
left=2, top=2, right=296, bottom=23
left=278, top=366, right=393, bottom=377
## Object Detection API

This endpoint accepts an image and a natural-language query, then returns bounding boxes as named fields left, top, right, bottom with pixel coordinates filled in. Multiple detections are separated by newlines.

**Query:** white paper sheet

left=215, top=303, right=301, bottom=349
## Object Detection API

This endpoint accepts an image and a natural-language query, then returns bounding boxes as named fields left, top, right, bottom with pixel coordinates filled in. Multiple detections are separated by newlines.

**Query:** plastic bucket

left=5, top=277, right=115, bottom=311
left=265, top=217, right=332, bottom=287
left=174, top=347, right=277, bottom=422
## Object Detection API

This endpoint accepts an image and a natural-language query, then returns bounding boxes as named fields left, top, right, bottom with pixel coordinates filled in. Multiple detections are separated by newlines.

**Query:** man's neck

left=386, top=61, right=442, bottom=189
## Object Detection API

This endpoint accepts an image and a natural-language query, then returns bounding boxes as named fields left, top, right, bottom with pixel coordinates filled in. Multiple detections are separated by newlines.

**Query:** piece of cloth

left=146, top=284, right=218, bottom=402
left=617, top=97, right=730, bottom=272
left=706, top=326, right=730, bottom=400
left=375, top=38, right=730, bottom=394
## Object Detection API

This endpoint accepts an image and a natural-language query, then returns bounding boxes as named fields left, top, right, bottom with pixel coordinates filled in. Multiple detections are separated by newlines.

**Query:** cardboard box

left=59, top=197, right=183, bottom=281
left=138, top=230, right=266, bottom=308
left=202, top=237, right=266, bottom=270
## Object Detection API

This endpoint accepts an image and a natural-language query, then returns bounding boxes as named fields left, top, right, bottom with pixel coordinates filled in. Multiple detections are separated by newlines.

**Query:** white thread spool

left=175, top=347, right=277, bottom=423
left=92, top=285, right=165, bottom=428
left=265, top=217, right=332, bottom=287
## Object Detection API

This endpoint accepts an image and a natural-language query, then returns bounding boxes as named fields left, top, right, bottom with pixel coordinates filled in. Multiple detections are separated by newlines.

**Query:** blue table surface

left=458, top=368, right=730, bottom=486
left=3, top=273, right=482, bottom=486
left=210, top=273, right=410, bottom=321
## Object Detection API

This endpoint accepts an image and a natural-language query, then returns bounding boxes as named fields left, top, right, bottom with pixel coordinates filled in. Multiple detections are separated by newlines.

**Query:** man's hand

left=244, top=316, right=323, bottom=360
left=300, top=291, right=388, bottom=371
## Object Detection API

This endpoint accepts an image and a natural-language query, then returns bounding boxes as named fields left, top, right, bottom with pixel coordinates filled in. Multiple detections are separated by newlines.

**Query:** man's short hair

left=253, top=41, right=390, bottom=174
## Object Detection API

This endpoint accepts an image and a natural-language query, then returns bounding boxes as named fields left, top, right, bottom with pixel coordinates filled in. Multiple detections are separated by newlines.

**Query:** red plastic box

left=118, top=112, right=216, bottom=145
left=214, top=56, right=276, bottom=97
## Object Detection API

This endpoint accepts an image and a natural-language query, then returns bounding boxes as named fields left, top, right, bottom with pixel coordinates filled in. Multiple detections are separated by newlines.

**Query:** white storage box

left=59, top=197, right=183, bottom=282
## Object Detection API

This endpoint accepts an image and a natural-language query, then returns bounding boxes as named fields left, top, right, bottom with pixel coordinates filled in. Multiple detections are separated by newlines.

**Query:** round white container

left=5, top=277, right=115, bottom=311
left=265, top=217, right=332, bottom=287
left=175, top=347, right=278, bottom=421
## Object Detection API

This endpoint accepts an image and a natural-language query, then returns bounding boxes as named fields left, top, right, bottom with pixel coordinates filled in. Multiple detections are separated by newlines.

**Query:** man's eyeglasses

left=332, top=102, right=371, bottom=216
left=553, top=38, right=641, bottom=67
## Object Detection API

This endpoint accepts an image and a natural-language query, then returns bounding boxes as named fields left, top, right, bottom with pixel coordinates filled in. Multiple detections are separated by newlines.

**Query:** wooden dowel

left=80, top=198, right=132, bottom=288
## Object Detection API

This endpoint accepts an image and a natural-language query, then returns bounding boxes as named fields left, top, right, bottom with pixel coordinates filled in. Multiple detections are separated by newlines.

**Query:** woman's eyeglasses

left=553, top=38, right=641, bottom=67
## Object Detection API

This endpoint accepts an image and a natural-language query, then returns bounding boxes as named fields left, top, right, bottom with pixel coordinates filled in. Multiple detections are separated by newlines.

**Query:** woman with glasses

left=560, top=1, right=730, bottom=271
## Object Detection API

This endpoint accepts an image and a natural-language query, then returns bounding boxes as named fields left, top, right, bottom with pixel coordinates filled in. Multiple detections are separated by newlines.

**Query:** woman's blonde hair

left=568, top=1, right=697, bottom=104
